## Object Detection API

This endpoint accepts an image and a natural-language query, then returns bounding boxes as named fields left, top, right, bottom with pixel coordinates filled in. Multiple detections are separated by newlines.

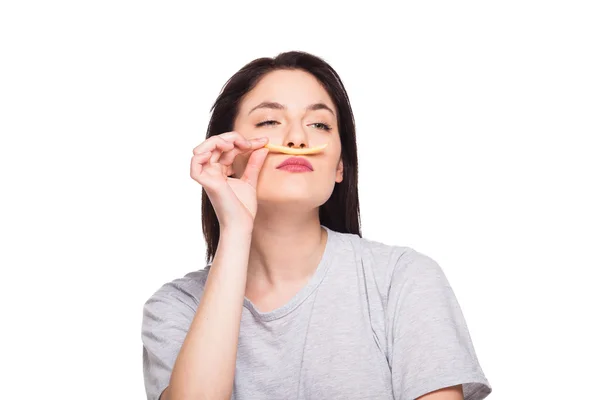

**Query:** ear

left=335, top=159, right=343, bottom=183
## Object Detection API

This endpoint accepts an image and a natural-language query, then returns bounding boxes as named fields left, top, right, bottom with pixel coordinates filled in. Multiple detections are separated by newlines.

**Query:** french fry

left=264, top=143, right=328, bottom=155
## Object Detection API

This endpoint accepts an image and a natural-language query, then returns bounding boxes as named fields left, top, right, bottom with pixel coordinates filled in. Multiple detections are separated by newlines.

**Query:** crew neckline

left=242, top=225, right=337, bottom=322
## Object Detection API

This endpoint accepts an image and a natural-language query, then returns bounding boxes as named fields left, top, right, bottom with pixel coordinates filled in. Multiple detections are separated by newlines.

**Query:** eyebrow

left=248, top=101, right=335, bottom=117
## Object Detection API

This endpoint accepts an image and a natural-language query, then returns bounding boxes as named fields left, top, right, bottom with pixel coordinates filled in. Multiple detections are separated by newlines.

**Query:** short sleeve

left=141, top=286, right=197, bottom=400
left=387, top=249, right=492, bottom=400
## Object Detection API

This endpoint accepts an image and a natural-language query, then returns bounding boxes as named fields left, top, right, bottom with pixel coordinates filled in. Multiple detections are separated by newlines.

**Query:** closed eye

left=256, top=120, right=280, bottom=127
left=256, top=120, right=332, bottom=131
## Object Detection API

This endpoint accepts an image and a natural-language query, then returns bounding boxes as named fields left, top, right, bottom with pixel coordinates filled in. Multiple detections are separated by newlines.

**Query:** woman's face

left=232, top=69, right=343, bottom=209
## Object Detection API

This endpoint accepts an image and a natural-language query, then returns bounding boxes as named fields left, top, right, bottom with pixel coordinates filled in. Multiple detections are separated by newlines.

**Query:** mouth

left=276, top=156, right=314, bottom=172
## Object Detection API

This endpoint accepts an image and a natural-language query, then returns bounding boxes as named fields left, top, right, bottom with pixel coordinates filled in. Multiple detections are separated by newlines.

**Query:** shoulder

left=331, top=228, right=412, bottom=262
left=142, top=267, right=210, bottom=313
left=331, top=228, right=443, bottom=289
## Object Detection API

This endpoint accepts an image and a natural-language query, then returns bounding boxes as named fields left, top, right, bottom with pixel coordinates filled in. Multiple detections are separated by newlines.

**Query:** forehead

left=239, top=69, right=335, bottom=114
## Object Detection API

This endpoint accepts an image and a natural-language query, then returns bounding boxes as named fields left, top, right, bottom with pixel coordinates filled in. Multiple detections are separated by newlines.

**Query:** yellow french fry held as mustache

left=263, top=143, right=328, bottom=155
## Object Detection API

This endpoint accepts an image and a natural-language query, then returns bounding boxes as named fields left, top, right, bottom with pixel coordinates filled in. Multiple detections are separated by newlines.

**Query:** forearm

left=168, top=227, right=252, bottom=400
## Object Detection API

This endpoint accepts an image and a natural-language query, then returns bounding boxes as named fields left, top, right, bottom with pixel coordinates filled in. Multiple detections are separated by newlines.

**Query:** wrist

left=220, top=224, right=254, bottom=240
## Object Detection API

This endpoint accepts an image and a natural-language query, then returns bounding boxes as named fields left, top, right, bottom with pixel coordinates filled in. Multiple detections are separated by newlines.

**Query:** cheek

left=315, top=155, right=343, bottom=188
left=328, top=162, right=341, bottom=183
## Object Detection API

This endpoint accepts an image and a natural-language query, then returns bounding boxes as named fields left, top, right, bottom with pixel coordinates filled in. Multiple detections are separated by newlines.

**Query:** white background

left=1, top=1, right=598, bottom=399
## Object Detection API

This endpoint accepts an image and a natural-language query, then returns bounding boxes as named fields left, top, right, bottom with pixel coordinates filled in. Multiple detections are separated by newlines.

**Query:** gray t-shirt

left=142, top=226, right=492, bottom=400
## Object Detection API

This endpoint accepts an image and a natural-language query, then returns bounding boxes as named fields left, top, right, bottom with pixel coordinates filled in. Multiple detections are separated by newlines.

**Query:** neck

left=247, top=205, right=327, bottom=287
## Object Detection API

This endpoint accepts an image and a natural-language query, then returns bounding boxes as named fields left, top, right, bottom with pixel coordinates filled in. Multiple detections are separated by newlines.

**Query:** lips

left=276, top=157, right=314, bottom=171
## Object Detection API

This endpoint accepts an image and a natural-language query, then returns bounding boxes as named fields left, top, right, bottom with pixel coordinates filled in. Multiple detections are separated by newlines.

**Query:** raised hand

left=190, top=131, right=269, bottom=231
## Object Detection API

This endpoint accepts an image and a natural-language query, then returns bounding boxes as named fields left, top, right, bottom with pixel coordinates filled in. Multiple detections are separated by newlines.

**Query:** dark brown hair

left=202, top=51, right=361, bottom=263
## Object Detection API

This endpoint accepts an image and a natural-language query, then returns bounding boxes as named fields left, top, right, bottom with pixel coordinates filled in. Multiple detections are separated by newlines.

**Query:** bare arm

left=163, top=228, right=252, bottom=400
left=156, top=132, right=269, bottom=400
left=416, top=384, right=463, bottom=400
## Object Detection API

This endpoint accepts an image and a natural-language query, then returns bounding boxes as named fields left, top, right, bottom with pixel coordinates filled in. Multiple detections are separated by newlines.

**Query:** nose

left=282, top=122, right=309, bottom=149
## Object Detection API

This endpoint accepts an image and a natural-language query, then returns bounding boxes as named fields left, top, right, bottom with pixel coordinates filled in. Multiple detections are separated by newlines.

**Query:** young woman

left=142, top=51, right=492, bottom=400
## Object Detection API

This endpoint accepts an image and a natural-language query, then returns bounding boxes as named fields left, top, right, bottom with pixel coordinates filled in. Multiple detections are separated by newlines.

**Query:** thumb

left=241, top=148, right=269, bottom=188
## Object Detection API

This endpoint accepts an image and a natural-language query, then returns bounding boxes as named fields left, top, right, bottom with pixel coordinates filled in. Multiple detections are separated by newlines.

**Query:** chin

left=257, top=187, right=333, bottom=210
left=255, top=176, right=336, bottom=206
left=258, top=189, right=313, bottom=204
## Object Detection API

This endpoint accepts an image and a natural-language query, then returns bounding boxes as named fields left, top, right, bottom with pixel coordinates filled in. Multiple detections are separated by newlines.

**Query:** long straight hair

left=202, top=51, right=361, bottom=264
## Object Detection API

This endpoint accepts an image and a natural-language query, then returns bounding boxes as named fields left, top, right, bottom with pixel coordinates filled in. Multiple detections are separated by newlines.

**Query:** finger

left=199, top=131, right=252, bottom=155
left=210, top=148, right=223, bottom=163
left=190, top=152, right=212, bottom=182
left=248, top=136, right=269, bottom=149
left=219, top=137, right=269, bottom=166
left=193, top=136, right=235, bottom=156
left=212, top=132, right=267, bottom=155
left=208, top=137, right=236, bottom=163
left=216, top=147, right=241, bottom=167
left=219, top=131, right=253, bottom=150
left=241, top=148, right=269, bottom=188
